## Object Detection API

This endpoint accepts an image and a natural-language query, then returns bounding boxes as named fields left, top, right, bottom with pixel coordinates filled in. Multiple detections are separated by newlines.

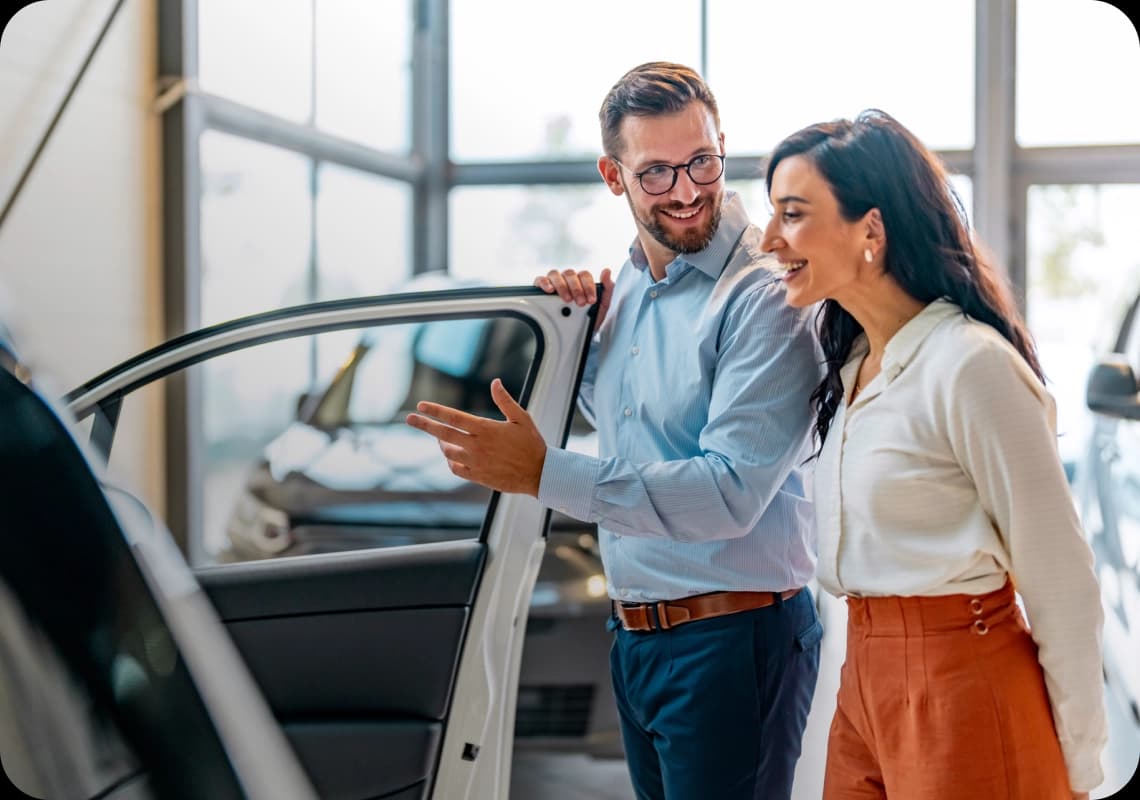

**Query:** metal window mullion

left=974, top=0, right=1016, bottom=279
left=700, top=0, right=708, bottom=78
left=159, top=0, right=204, bottom=563
left=199, top=94, right=419, bottom=182
left=307, top=0, right=319, bottom=384
left=1010, top=173, right=1031, bottom=318
left=412, top=0, right=449, bottom=275
left=1014, top=144, right=1140, bottom=184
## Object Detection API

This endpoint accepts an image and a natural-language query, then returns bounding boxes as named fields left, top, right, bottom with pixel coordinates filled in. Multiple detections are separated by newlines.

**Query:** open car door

left=65, top=286, right=598, bottom=800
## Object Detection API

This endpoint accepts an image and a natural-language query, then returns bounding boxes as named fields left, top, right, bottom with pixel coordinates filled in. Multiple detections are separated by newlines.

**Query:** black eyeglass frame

left=609, top=153, right=726, bottom=196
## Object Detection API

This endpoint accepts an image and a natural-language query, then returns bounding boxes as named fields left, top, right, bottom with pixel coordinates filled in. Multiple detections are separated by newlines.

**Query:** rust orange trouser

left=822, top=579, right=1072, bottom=800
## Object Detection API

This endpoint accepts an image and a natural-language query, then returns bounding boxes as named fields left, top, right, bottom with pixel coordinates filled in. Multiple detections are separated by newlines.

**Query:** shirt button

left=649, top=290, right=658, bottom=299
left=630, top=345, right=639, bottom=355
left=623, top=407, right=633, bottom=417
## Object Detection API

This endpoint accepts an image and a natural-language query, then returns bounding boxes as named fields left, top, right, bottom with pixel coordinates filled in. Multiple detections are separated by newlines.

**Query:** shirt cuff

left=1063, top=746, right=1105, bottom=794
left=537, top=446, right=599, bottom=523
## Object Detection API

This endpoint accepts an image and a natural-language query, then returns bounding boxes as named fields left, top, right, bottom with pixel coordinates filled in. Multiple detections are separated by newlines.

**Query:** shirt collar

left=628, top=191, right=749, bottom=280
left=843, top=298, right=961, bottom=395
left=880, top=298, right=962, bottom=378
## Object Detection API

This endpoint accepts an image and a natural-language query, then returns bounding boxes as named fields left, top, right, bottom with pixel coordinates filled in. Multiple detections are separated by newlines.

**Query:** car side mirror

left=1086, top=356, right=1140, bottom=421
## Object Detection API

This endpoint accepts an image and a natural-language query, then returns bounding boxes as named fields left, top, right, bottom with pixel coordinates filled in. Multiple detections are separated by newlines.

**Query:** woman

left=760, top=110, right=1106, bottom=800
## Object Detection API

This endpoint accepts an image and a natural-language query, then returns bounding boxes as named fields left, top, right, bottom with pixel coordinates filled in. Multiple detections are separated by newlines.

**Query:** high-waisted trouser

left=823, top=579, right=1072, bottom=799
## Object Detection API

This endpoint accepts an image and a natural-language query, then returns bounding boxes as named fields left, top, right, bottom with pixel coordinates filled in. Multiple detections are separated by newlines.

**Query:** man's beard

left=628, top=190, right=724, bottom=255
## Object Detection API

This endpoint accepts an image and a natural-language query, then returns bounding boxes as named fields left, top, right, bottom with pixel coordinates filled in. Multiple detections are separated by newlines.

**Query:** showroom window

left=168, top=0, right=1140, bottom=545
left=707, top=0, right=976, bottom=153
left=314, top=162, right=412, bottom=301
left=199, top=131, right=313, bottom=325
left=163, top=0, right=1140, bottom=508
left=1026, top=184, right=1140, bottom=467
left=449, top=0, right=701, bottom=163
left=450, top=184, right=631, bottom=283
left=198, top=0, right=314, bottom=123
left=195, top=0, right=414, bottom=329
left=1017, top=0, right=1140, bottom=147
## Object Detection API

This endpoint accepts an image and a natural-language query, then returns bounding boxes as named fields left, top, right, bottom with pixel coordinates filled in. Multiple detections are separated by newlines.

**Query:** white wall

left=0, top=0, right=164, bottom=514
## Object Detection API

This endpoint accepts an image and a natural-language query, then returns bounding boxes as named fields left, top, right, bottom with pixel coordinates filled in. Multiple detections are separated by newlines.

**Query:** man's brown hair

left=598, top=61, right=721, bottom=159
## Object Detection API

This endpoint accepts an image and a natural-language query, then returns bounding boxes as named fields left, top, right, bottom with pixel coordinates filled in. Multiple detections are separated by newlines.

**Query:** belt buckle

left=618, top=601, right=670, bottom=632
left=619, top=601, right=651, bottom=632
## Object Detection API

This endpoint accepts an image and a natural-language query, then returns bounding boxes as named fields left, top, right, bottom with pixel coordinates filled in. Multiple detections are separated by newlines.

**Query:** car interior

left=305, top=315, right=538, bottom=431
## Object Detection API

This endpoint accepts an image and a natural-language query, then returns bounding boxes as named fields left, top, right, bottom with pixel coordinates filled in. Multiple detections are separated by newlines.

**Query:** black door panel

left=285, top=723, right=438, bottom=800
left=219, top=608, right=468, bottom=718
left=196, top=540, right=485, bottom=618
left=196, top=542, right=486, bottom=799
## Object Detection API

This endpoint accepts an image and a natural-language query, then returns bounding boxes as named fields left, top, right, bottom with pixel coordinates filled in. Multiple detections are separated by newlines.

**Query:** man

left=407, top=62, right=821, bottom=800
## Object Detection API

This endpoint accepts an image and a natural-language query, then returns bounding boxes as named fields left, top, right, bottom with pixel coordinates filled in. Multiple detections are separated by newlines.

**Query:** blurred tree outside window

left=1027, top=184, right=1140, bottom=469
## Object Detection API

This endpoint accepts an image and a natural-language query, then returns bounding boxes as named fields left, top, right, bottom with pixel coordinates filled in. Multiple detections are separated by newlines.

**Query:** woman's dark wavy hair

left=764, top=109, right=1043, bottom=455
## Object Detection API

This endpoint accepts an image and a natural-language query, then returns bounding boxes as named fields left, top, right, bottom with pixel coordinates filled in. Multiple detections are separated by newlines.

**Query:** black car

left=0, top=329, right=316, bottom=799
left=1074, top=290, right=1140, bottom=725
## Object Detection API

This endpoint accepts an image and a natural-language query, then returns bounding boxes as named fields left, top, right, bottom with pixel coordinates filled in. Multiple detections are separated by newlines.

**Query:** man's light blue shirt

left=538, top=192, right=821, bottom=603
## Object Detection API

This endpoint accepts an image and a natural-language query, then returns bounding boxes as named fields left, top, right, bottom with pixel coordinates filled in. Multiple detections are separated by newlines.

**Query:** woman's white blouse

left=814, top=298, right=1107, bottom=792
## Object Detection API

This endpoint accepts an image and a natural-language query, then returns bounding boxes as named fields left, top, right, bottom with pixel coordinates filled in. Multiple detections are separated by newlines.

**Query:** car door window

left=100, top=314, right=538, bottom=566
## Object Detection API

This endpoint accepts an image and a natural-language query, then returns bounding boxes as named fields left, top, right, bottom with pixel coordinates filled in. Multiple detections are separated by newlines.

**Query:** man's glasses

left=610, top=153, right=726, bottom=196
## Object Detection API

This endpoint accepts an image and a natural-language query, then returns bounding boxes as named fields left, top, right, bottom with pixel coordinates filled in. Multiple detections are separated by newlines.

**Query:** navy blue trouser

left=608, top=587, right=822, bottom=800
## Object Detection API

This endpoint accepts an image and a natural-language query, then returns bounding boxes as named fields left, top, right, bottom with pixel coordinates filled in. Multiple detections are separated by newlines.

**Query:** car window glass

left=105, top=315, right=538, bottom=566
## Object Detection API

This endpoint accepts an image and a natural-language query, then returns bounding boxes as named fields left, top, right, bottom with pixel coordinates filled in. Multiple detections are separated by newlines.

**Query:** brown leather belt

left=614, top=588, right=802, bottom=632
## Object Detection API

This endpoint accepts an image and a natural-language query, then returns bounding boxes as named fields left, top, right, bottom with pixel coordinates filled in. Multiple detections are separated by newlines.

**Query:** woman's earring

left=864, top=248, right=873, bottom=263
